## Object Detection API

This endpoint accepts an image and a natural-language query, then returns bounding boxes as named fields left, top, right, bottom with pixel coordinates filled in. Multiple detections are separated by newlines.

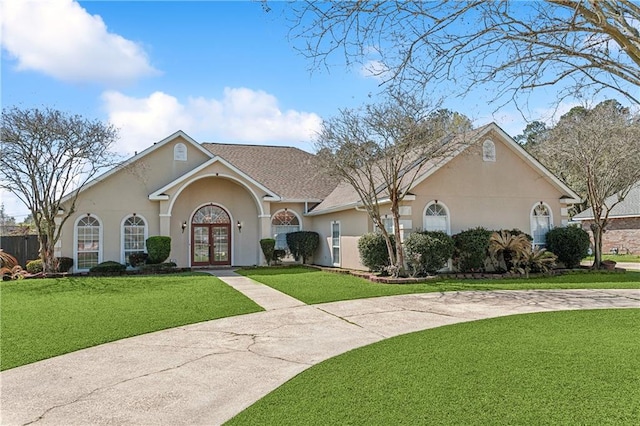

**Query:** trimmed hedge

left=26, top=259, right=43, bottom=274
left=139, top=262, right=177, bottom=272
left=452, top=227, right=492, bottom=272
left=89, top=261, right=126, bottom=273
left=57, top=257, right=74, bottom=273
left=545, top=226, right=590, bottom=268
left=405, top=231, right=455, bottom=275
left=146, top=236, right=171, bottom=264
left=286, top=231, right=319, bottom=264
left=358, top=233, right=395, bottom=272
left=260, top=238, right=276, bottom=265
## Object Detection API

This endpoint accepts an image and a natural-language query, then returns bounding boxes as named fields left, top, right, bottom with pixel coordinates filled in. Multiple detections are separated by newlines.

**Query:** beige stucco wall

left=309, top=208, right=369, bottom=270
left=169, top=176, right=260, bottom=267
left=58, top=135, right=212, bottom=271
left=408, top=131, right=567, bottom=235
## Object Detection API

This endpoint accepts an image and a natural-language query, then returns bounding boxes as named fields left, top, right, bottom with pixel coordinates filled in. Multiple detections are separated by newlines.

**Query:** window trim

left=482, top=139, right=496, bottom=162
left=74, top=214, right=103, bottom=272
left=423, top=201, right=451, bottom=235
left=331, top=220, right=341, bottom=267
left=271, top=209, right=302, bottom=250
left=530, top=202, right=553, bottom=247
left=120, top=214, right=148, bottom=266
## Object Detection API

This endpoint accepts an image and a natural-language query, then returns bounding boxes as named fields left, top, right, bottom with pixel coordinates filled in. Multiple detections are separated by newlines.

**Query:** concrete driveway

left=1, top=271, right=638, bottom=425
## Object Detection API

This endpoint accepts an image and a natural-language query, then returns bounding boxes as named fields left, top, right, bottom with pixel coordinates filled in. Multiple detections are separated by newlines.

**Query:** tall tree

left=0, top=107, right=119, bottom=273
left=0, top=203, right=16, bottom=236
left=288, top=1, right=640, bottom=105
left=514, top=121, right=549, bottom=151
left=531, top=100, right=640, bottom=268
left=315, top=93, right=471, bottom=276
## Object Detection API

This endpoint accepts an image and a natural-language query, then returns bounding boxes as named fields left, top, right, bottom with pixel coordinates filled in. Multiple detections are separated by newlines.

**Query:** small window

left=531, top=203, right=552, bottom=247
left=424, top=202, right=450, bottom=234
left=76, top=215, right=101, bottom=270
left=174, top=143, right=187, bottom=161
left=271, top=210, right=301, bottom=250
left=482, top=140, right=496, bottom=162
left=331, top=221, right=340, bottom=267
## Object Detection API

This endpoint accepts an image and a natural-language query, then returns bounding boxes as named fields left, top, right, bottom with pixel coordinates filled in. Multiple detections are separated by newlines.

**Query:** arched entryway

left=191, top=204, right=231, bottom=266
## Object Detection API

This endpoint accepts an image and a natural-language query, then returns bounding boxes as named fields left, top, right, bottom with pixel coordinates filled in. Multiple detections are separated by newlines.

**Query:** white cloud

left=0, top=0, right=157, bottom=84
left=102, top=88, right=323, bottom=155
left=360, top=60, right=390, bottom=81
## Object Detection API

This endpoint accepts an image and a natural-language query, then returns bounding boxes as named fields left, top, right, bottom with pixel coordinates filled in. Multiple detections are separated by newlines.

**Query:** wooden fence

left=0, top=235, right=40, bottom=267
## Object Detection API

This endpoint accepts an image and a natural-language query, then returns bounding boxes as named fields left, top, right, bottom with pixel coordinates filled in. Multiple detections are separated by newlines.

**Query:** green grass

left=0, top=273, right=263, bottom=371
left=239, top=267, right=640, bottom=304
left=584, top=254, right=640, bottom=263
left=228, top=309, right=640, bottom=425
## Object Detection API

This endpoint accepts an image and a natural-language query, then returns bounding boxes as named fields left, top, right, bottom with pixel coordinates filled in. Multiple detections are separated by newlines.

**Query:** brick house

left=572, top=182, right=640, bottom=255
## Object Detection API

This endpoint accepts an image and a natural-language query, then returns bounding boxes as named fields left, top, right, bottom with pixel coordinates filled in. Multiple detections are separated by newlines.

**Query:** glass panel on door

left=193, top=226, right=210, bottom=264
left=213, top=226, right=229, bottom=263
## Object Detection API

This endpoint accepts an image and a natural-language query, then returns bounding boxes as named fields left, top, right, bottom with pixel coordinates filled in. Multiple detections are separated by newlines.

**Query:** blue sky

left=0, top=0, right=624, bottom=220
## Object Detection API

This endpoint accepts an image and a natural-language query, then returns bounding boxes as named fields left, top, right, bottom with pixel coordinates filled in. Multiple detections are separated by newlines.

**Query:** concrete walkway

left=1, top=271, right=638, bottom=425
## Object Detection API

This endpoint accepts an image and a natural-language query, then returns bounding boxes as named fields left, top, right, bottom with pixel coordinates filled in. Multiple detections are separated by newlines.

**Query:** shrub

left=286, top=231, right=320, bottom=264
left=26, top=259, right=43, bottom=274
left=260, top=238, right=276, bottom=265
left=405, top=231, right=455, bottom=276
left=89, top=261, right=126, bottom=273
left=517, top=247, right=557, bottom=276
left=489, top=231, right=531, bottom=272
left=128, top=252, right=148, bottom=267
left=545, top=226, right=590, bottom=268
left=452, top=227, right=493, bottom=272
left=358, top=233, right=394, bottom=272
left=56, top=257, right=74, bottom=273
left=273, top=249, right=286, bottom=264
left=146, top=236, right=171, bottom=264
left=140, top=262, right=177, bottom=272
left=0, top=250, right=18, bottom=269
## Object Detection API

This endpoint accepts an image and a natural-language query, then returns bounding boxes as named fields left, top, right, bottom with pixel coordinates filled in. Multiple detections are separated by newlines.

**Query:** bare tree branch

left=0, top=107, right=120, bottom=273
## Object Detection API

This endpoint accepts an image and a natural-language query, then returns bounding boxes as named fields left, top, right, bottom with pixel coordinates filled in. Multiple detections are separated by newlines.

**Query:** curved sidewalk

left=1, top=272, right=638, bottom=425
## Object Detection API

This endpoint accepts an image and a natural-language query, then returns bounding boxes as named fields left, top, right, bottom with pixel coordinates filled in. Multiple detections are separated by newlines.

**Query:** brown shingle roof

left=201, top=143, right=338, bottom=201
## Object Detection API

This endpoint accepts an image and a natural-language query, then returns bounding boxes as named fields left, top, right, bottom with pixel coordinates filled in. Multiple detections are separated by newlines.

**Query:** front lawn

left=228, top=309, right=640, bottom=425
left=0, top=273, right=263, bottom=371
left=584, top=254, right=640, bottom=263
left=239, top=266, right=640, bottom=304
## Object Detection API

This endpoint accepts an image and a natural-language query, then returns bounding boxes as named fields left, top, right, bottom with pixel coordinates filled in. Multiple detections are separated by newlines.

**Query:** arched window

left=531, top=203, right=552, bottom=247
left=272, top=209, right=301, bottom=250
left=192, top=205, right=230, bottom=224
left=483, top=140, right=496, bottom=162
left=76, top=215, right=101, bottom=270
left=174, top=143, right=187, bottom=161
left=424, top=202, right=450, bottom=234
left=123, top=215, right=147, bottom=266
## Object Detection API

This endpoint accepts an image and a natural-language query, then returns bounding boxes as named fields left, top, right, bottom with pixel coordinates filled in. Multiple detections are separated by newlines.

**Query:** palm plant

left=517, top=247, right=557, bottom=278
left=1, top=249, right=26, bottom=280
left=489, top=231, right=531, bottom=272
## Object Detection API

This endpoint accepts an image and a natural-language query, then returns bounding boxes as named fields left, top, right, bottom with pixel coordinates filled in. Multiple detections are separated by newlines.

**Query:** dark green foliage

left=128, top=253, right=148, bottom=267
left=260, top=238, right=276, bottom=265
left=89, top=261, right=126, bottom=273
left=139, top=262, right=177, bottom=272
left=505, top=228, right=533, bottom=241
left=286, top=231, right=320, bottom=264
left=357, top=233, right=394, bottom=272
left=452, top=227, right=492, bottom=272
left=405, top=231, right=455, bottom=275
left=546, top=226, right=590, bottom=268
left=26, top=259, right=43, bottom=274
left=56, top=257, right=73, bottom=273
left=146, top=236, right=171, bottom=264
left=273, top=249, right=286, bottom=264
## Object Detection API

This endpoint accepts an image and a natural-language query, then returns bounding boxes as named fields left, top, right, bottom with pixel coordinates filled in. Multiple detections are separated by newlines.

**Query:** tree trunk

left=39, top=232, right=58, bottom=274
left=591, top=222, right=603, bottom=270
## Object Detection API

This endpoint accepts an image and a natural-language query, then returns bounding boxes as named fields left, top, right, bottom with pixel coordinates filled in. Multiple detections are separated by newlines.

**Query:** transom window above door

left=193, top=205, right=230, bottom=224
